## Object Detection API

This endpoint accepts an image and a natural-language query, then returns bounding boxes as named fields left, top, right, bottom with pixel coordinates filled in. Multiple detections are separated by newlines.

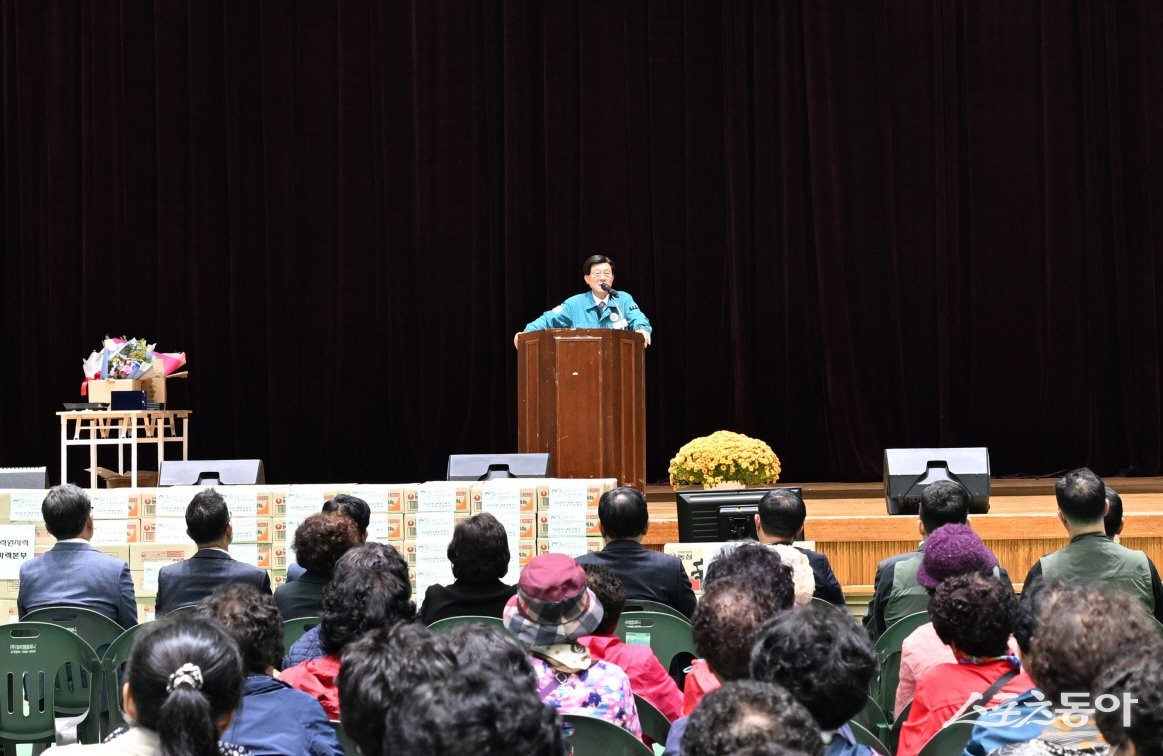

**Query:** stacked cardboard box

left=533, top=479, right=614, bottom=558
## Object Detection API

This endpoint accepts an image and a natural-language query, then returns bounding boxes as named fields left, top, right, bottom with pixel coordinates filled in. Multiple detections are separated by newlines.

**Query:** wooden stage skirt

left=642, top=477, right=1163, bottom=594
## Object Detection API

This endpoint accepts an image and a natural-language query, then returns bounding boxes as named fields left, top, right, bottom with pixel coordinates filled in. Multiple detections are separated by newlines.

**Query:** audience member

left=578, top=564, right=683, bottom=721
left=156, top=490, right=272, bottom=615
left=18, top=484, right=138, bottom=628
left=754, top=488, right=845, bottom=605
left=1093, top=646, right=1163, bottom=756
left=865, top=480, right=1011, bottom=639
left=286, top=495, right=371, bottom=582
left=767, top=544, right=814, bottom=606
left=896, top=573, right=1033, bottom=756
left=895, top=524, right=1013, bottom=715
left=275, top=512, right=359, bottom=620
left=381, top=662, right=567, bottom=755
left=338, top=622, right=457, bottom=754
left=666, top=576, right=789, bottom=752
left=992, top=584, right=1161, bottom=755
left=1023, top=468, right=1163, bottom=622
left=439, top=622, right=538, bottom=690
left=503, top=552, right=641, bottom=738
left=577, top=487, right=697, bottom=618
left=281, top=543, right=416, bottom=717
left=419, top=512, right=518, bottom=624
left=1104, top=485, right=1124, bottom=541
left=56, top=618, right=246, bottom=755
left=962, top=578, right=1064, bottom=755
left=682, top=542, right=795, bottom=717
left=198, top=584, right=343, bottom=756
left=750, top=606, right=879, bottom=755
left=681, top=680, right=824, bottom=756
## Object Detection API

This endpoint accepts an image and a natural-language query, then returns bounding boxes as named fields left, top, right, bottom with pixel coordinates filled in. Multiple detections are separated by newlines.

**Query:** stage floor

left=642, top=477, right=1163, bottom=593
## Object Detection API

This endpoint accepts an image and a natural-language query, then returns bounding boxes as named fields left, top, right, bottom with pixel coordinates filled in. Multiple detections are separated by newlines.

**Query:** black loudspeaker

left=446, top=453, right=552, bottom=481
left=158, top=459, right=265, bottom=486
left=0, top=467, right=49, bottom=488
left=884, top=447, right=990, bottom=515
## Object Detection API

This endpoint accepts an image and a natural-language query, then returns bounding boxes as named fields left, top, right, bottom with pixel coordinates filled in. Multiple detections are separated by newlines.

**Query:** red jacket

left=897, top=659, right=1035, bottom=756
left=279, top=654, right=341, bottom=720
left=681, top=658, right=721, bottom=717
left=580, top=634, right=684, bottom=722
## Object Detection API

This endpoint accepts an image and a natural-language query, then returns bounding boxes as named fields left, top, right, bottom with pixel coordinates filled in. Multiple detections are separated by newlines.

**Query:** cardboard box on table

left=86, top=374, right=177, bottom=405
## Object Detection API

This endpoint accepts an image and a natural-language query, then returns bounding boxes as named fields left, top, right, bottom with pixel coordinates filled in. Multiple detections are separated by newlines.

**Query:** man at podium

left=514, top=255, right=653, bottom=348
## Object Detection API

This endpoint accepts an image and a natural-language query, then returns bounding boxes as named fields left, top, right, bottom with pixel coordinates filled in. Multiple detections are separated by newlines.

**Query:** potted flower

left=668, top=430, right=781, bottom=489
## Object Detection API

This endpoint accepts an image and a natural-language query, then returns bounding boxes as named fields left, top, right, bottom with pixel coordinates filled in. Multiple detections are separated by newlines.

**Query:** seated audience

left=1104, top=485, right=1124, bottom=541
left=156, top=489, right=271, bottom=615
left=750, top=606, right=879, bottom=755
left=895, top=523, right=1013, bottom=715
left=1024, top=468, right=1163, bottom=622
left=56, top=618, right=246, bottom=755
left=577, top=487, right=697, bottom=618
left=198, top=584, right=343, bottom=756
left=281, top=543, right=416, bottom=717
left=865, top=480, right=1011, bottom=639
left=439, top=622, right=538, bottom=689
left=1093, top=646, right=1163, bottom=756
left=896, top=573, right=1033, bottom=756
left=578, top=564, right=683, bottom=721
left=283, top=541, right=410, bottom=667
left=754, top=487, right=846, bottom=605
left=419, top=512, right=518, bottom=624
left=666, top=575, right=791, bottom=754
left=768, top=543, right=815, bottom=606
left=286, top=494, right=370, bottom=582
left=962, top=578, right=1064, bottom=755
left=682, top=542, right=795, bottom=717
left=992, top=584, right=1161, bottom=755
left=381, top=662, right=567, bottom=755
left=503, top=552, right=642, bottom=738
left=681, top=680, right=824, bottom=756
left=275, top=511, right=359, bottom=620
left=338, top=622, right=458, bottom=754
left=18, top=484, right=138, bottom=628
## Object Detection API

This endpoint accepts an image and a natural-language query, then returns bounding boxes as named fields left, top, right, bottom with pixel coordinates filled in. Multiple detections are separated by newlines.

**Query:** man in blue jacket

left=514, top=255, right=653, bottom=347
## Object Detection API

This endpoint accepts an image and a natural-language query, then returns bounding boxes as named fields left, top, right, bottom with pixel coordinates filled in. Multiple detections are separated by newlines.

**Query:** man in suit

left=752, top=488, right=846, bottom=606
left=155, top=489, right=271, bottom=614
left=285, top=493, right=370, bottom=583
left=577, top=486, right=697, bottom=618
left=18, top=484, right=138, bottom=628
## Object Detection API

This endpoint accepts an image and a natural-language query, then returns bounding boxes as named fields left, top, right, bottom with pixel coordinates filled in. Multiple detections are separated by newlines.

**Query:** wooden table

left=57, top=410, right=192, bottom=488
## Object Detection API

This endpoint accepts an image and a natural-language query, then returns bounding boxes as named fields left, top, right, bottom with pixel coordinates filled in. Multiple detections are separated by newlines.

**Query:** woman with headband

left=58, top=618, right=248, bottom=755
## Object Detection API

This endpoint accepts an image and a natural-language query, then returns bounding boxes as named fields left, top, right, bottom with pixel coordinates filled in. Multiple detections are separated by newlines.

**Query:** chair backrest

left=852, top=694, right=888, bottom=732
left=917, top=720, right=978, bottom=756
left=886, top=701, right=911, bottom=755
left=0, top=622, right=101, bottom=746
left=329, top=719, right=360, bottom=755
left=165, top=605, right=200, bottom=617
left=633, top=694, right=671, bottom=745
left=621, top=600, right=688, bottom=621
left=614, top=612, right=696, bottom=673
left=561, top=714, right=653, bottom=756
left=426, top=615, right=507, bottom=634
left=872, top=610, right=929, bottom=713
left=100, top=623, right=150, bottom=738
left=282, top=616, right=321, bottom=651
left=846, top=720, right=891, bottom=756
left=22, top=606, right=124, bottom=658
left=810, top=596, right=846, bottom=613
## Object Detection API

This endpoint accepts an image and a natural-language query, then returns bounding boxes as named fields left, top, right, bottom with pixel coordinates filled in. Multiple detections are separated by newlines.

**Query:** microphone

left=600, top=283, right=620, bottom=298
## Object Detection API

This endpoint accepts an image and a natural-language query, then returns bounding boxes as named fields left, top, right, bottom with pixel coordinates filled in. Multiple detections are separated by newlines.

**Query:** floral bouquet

left=668, top=430, right=781, bottom=489
left=82, top=337, right=187, bottom=381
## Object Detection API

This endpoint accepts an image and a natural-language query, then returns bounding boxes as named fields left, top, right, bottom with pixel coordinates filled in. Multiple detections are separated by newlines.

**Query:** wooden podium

left=517, top=329, right=646, bottom=490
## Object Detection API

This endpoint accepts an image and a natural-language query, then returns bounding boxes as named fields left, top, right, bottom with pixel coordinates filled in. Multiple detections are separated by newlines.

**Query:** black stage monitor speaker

left=884, top=447, right=990, bottom=515
left=676, top=487, right=804, bottom=543
left=159, top=459, right=265, bottom=487
left=447, top=453, right=552, bottom=481
left=0, top=467, right=49, bottom=488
